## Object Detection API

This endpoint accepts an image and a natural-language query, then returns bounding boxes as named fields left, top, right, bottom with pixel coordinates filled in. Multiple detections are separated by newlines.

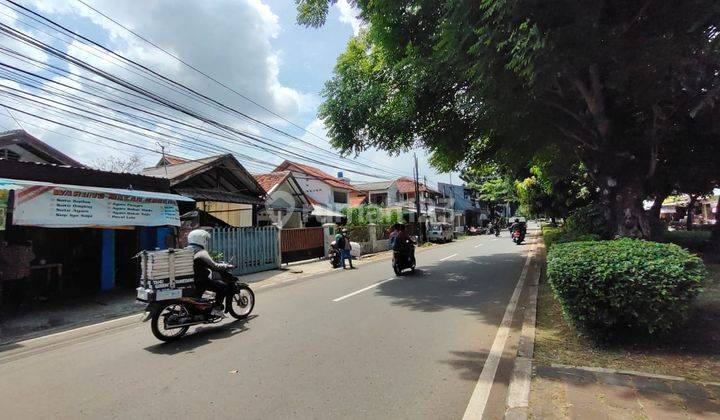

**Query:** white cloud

left=337, top=0, right=362, bottom=36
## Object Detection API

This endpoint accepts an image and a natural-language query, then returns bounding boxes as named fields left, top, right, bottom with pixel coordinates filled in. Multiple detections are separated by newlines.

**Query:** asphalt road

left=0, top=228, right=537, bottom=420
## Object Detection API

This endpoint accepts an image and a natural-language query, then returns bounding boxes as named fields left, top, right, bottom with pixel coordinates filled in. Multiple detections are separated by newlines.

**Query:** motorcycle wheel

left=410, top=256, right=416, bottom=272
left=392, top=259, right=401, bottom=276
left=228, top=285, right=255, bottom=319
left=151, top=302, right=190, bottom=342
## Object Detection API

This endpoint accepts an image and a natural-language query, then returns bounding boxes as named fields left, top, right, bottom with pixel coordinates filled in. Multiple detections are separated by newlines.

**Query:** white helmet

left=187, top=229, right=211, bottom=249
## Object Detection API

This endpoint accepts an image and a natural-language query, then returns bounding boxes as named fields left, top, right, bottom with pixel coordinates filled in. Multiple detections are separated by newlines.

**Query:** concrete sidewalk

left=0, top=250, right=396, bottom=346
left=529, top=364, right=720, bottom=419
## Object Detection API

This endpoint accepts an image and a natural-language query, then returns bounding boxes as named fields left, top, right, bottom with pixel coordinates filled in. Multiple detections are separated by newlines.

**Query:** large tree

left=299, top=0, right=720, bottom=238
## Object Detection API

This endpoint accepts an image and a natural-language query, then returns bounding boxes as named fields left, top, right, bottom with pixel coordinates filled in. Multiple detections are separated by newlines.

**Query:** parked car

left=427, top=222, right=454, bottom=243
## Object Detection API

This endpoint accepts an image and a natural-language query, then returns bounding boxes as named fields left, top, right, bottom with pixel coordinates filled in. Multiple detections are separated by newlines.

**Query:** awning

left=0, top=178, right=194, bottom=201
left=2, top=177, right=192, bottom=228
left=310, top=203, right=344, bottom=218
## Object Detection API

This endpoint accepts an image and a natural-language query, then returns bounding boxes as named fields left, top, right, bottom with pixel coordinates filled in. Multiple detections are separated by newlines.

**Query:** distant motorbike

left=141, top=265, right=254, bottom=342
left=512, top=228, right=524, bottom=245
left=392, top=238, right=416, bottom=275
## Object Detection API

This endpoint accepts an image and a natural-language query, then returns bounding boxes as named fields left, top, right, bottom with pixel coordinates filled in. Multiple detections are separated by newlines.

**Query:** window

left=333, top=190, right=347, bottom=204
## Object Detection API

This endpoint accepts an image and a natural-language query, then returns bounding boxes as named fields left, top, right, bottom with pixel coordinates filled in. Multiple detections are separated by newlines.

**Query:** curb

left=504, top=239, right=543, bottom=420
left=548, top=363, right=720, bottom=386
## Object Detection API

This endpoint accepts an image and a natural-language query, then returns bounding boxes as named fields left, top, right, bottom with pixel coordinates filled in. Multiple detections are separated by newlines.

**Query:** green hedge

left=542, top=225, right=600, bottom=248
left=547, top=238, right=706, bottom=340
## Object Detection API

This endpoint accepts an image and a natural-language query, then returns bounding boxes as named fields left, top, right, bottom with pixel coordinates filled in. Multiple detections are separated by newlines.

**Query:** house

left=0, top=130, right=83, bottom=167
left=353, top=177, right=452, bottom=223
left=254, top=171, right=313, bottom=228
left=652, top=195, right=719, bottom=225
left=142, top=154, right=266, bottom=227
left=154, top=154, right=188, bottom=167
left=437, top=182, right=489, bottom=231
left=273, top=160, right=357, bottom=225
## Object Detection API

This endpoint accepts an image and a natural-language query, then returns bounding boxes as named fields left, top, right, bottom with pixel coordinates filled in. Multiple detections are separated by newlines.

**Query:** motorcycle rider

left=186, top=229, right=231, bottom=317
left=509, top=218, right=526, bottom=241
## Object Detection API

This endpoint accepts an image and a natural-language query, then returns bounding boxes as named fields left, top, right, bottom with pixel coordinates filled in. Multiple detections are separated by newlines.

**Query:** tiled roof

left=349, top=192, right=367, bottom=207
left=158, top=155, right=187, bottom=166
left=394, top=177, right=433, bottom=194
left=142, top=155, right=221, bottom=180
left=274, top=160, right=357, bottom=191
left=254, top=171, right=290, bottom=194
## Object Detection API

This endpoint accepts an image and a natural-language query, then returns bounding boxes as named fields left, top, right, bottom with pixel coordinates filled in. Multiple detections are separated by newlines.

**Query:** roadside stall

left=0, top=168, right=193, bottom=310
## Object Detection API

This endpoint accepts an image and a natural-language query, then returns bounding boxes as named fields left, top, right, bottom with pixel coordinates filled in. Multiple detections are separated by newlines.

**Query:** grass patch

left=535, top=258, right=720, bottom=382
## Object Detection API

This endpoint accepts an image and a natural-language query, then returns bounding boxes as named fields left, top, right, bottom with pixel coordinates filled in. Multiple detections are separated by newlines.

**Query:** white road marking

left=332, top=277, right=396, bottom=302
left=474, top=244, right=484, bottom=248
left=462, top=241, right=535, bottom=420
left=256, top=284, right=272, bottom=289
left=439, top=253, right=458, bottom=261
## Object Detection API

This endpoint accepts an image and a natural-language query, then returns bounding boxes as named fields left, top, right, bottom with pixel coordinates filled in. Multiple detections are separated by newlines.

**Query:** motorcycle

left=141, top=265, right=255, bottom=342
left=328, top=241, right=342, bottom=268
left=512, top=228, right=524, bottom=245
left=392, top=238, right=416, bottom=276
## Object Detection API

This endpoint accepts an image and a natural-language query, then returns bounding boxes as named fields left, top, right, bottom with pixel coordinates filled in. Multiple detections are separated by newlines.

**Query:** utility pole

left=413, top=153, right=426, bottom=243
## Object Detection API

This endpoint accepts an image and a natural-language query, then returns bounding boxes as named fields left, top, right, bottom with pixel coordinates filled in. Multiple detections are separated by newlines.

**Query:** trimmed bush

left=542, top=225, right=564, bottom=248
left=564, top=204, right=610, bottom=238
left=547, top=238, right=706, bottom=340
left=542, top=225, right=599, bottom=248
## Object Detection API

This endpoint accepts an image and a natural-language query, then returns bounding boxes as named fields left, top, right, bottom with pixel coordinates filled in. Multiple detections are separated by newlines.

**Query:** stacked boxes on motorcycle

left=138, top=249, right=195, bottom=302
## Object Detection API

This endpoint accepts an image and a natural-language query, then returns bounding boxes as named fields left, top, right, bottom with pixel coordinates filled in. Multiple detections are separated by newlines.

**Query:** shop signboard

left=12, top=185, right=182, bottom=228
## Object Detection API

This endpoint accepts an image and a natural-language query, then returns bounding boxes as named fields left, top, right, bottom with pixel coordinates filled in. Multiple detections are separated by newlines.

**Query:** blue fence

left=210, top=226, right=280, bottom=275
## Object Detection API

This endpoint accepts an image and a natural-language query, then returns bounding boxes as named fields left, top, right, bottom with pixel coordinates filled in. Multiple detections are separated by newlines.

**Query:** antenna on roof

left=156, top=142, right=167, bottom=177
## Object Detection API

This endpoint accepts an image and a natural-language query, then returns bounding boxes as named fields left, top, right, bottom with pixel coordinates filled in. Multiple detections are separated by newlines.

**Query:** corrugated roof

left=0, top=129, right=84, bottom=167
left=274, top=160, right=357, bottom=191
left=142, top=155, right=220, bottom=180
left=353, top=180, right=393, bottom=191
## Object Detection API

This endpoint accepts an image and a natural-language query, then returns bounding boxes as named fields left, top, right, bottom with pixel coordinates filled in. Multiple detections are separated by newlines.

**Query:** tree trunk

left=604, top=179, right=651, bottom=239
left=686, top=195, right=698, bottom=231
left=647, top=193, right=668, bottom=240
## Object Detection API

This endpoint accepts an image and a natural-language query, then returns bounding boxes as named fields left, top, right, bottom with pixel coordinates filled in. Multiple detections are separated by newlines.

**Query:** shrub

left=564, top=203, right=610, bottom=238
left=542, top=225, right=599, bottom=248
left=547, top=238, right=706, bottom=340
left=542, top=225, right=564, bottom=248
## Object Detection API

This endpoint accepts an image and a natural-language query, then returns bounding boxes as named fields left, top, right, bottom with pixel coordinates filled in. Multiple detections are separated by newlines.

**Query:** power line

left=1, top=0, right=412, bottom=179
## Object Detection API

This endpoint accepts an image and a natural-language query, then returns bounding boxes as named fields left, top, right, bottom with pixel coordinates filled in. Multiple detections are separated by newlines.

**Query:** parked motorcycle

left=328, top=241, right=342, bottom=268
left=142, top=265, right=255, bottom=342
left=392, top=238, right=416, bottom=275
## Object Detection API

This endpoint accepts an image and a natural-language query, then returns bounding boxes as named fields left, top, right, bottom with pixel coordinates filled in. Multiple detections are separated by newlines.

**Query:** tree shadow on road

left=143, top=315, right=257, bottom=355
left=375, top=251, right=527, bottom=319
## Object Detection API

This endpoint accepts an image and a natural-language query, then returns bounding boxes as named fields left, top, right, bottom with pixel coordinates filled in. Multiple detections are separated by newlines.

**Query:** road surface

left=0, top=228, right=538, bottom=419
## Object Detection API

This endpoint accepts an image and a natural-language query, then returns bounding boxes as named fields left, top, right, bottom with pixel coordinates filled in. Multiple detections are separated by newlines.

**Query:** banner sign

left=13, top=186, right=181, bottom=228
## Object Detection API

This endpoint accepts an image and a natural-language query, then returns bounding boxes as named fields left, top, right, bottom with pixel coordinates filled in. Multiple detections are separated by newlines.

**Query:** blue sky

left=0, top=0, right=457, bottom=187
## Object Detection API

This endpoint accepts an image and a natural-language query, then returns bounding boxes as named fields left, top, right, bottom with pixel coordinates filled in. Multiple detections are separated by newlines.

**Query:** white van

left=427, top=222, right=454, bottom=243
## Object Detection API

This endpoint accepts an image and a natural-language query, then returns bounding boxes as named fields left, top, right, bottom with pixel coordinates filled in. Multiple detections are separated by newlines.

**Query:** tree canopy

left=300, top=1, right=720, bottom=237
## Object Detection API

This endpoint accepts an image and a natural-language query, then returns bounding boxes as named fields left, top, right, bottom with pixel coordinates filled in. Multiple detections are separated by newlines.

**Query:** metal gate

left=210, top=226, right=279, bottom=275
left=280, top=227, right=325, bottom=263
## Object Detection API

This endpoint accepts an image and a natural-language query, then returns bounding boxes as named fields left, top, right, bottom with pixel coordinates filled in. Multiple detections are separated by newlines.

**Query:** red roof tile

left=274, top=160, right=357, bottom=191
left=254, top=171, right=289, bottom=194
left=349, top=192, right=367, bottom=207
left=394, top=177, right=430, bottom=194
